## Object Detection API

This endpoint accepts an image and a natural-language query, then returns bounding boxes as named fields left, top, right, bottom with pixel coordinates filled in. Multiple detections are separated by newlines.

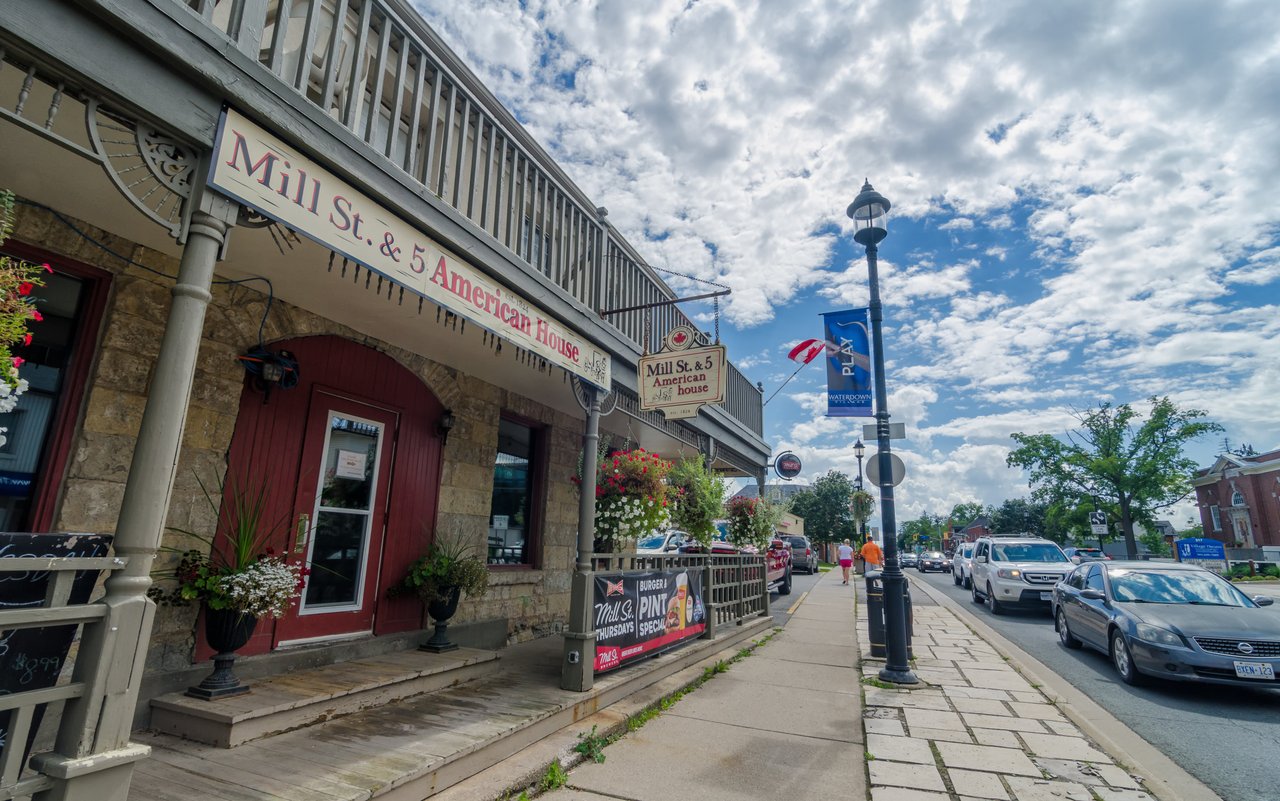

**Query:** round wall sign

left=775, top=451, right=802, bottom=480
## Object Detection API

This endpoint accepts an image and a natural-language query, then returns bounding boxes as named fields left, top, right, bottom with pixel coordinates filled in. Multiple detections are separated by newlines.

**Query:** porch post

left=562, top=386, right=602, bottom=691
left=31, top=187, right=236, bottom=801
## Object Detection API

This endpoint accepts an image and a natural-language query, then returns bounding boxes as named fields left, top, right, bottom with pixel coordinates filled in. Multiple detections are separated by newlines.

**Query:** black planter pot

left=187, top=607, right=258, bottom=700
left=421, top=586, right=462, bottom=653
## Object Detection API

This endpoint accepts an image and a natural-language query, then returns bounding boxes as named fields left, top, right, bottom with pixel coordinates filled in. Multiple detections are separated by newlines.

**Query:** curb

left=907, top=574, right=1223, bottom=801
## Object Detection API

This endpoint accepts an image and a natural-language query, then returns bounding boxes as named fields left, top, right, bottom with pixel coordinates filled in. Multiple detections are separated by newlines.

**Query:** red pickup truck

left=680, top=537, right=793, bottom=595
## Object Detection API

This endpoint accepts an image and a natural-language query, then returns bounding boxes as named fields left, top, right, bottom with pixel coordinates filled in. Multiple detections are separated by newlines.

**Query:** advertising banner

left=822, top=308, right=872, bottom=417
left=593, top=569, right=706, bottom=673
left=208, top=107, right=611, bottom=388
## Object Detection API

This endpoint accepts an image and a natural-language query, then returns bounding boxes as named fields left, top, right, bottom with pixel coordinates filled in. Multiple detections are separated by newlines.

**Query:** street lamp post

left=854, top=439, right=866, bottom=540
left=847, top=179, right=917, bottom=685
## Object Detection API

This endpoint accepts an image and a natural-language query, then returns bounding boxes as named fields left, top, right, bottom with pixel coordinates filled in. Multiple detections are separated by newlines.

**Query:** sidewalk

left=541, top=569, right=867, bottom=801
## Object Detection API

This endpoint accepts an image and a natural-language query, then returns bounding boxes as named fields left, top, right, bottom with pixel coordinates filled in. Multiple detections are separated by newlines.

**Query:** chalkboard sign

left=0, top=533, right=113, bottom=766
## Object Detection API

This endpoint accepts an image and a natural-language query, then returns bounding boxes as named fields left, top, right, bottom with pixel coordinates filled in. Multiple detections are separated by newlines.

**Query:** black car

left=917, top=551, right=946, bottom=572
left=1053, top=561, right=1280, bottom=687
left=899, top=552, right=918, bottom=568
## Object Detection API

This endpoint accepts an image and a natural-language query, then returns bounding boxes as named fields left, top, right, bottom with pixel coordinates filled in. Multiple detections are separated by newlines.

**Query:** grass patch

left=572, top=725, right=608, bottom=764
left=861, top=676, right=898, bottom=690
left=864, top=750, right=875, bottom=761
left=538, top=760, right=567, bottom=793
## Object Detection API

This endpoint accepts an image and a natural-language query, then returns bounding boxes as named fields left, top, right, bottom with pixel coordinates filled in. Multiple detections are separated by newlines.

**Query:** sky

left=412, top=0, right=1280, bottom=530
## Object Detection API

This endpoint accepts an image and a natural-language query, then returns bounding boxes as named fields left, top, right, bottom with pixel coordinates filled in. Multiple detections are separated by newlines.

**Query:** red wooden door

left=273, top=389, right=398, bottom=644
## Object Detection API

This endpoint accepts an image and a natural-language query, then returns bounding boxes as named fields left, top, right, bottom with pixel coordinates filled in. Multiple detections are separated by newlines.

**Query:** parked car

left=680, top=536, right=793, bottom=595
left=900, top=552, right=918, bottom=568
left=783, top=535, right=818, bottom=574
left=952, top=543, right=975, bottom=588
left=1053, top=561, right=1280, bottom=687
left=970, top=536, right=1072, bottom=615
left=1064, top=547, right=1111, bottom=564
left=918, top=551, right=946, bottom=573
left=636, top=530, right=688, bottom=554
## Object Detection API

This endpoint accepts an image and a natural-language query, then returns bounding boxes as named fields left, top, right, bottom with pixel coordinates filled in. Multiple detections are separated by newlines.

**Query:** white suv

left=951, top=542, right=975, bottom=588
left=969, top=536, right=1071, bottom=615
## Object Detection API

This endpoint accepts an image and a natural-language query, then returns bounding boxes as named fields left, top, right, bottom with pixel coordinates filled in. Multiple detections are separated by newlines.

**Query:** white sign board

left=863, top=423, right=906, bottom=441
left=335, top=450, right=367, bottom=480
left=209, top=107, right=611, bottom=389
left=638, top=344, right=727, bottom=415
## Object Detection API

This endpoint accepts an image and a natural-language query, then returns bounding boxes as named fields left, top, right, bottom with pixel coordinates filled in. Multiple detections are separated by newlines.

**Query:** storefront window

left=487, top=417, right=541, bottom=566
left=0, top=272, right=87, bottom=530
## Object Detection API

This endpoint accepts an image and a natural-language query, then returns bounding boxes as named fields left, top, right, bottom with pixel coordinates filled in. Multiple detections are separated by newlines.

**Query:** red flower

left=30, top=310, right=42, bottom=322
left=18, top=282, right=32, bottom=296
left=22, top=333, right=31, bottom=346
left=41, top=263, right=52, bottom=273
left=11, top=357, right=23, bottom=369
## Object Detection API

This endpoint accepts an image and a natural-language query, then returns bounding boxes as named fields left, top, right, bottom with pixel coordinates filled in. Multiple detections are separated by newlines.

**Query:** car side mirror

left=1254, top=596, right=1275, bottom=607
left=1071, top=555, right=1081, bottom=564
left=1080, top=589, right=1105, bottom=601
left=975, top=555, right=988, bottom=563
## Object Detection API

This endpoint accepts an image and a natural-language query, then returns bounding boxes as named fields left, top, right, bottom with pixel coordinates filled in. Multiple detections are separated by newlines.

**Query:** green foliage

left=668, top=455, right=726, bottom=547
left=948, top=501, right=988, bottom=530
left=1263, top=565, right=1280, bottom=579
left=1007, top=396, right=1222, bottom=558
left=989, top=497, right=1045, bottom=536
left=572, top=725, right=608, bottom=764
left=850, top=488, right=875, bottom=531
left=538, top=760, right=567, bottom=792
left=593, top=448, right=674, bottom=550
left=388, top=533, right=489, bottom=604
left=1137, top=529, right=1171, bottom=557
left=0, top=191, right=48, bottom=394
left=724, top=495, right=785, bottom=550
left=787, top=470, right=858, bottom=544
left=900, top=513, right=946, bottom=551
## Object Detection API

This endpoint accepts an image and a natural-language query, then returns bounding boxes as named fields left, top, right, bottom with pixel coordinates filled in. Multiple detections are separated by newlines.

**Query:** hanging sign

left=593, top=569, right=706, bottom=673
left=775, top=451, right=803, bottom=480
left=208, top=106, right=611, bottom=389
left=638, top=339, right=727, bottom=420
left=822, top=308, right=872, bottom=417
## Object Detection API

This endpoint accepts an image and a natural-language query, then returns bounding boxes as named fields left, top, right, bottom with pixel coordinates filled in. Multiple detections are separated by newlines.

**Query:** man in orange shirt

left=860, top=536, right=883, bottom=571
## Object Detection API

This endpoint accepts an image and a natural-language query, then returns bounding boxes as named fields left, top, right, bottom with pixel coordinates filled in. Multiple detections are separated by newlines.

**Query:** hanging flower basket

left=589, top=448, right=674, bottom=552
left=0, top=190, right=49, bottom=447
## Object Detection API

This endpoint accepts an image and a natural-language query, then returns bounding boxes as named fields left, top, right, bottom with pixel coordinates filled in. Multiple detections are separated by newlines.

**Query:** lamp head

left=854, top=439, right=865, bottom=459
left=847, top=179, right=891, bottom=246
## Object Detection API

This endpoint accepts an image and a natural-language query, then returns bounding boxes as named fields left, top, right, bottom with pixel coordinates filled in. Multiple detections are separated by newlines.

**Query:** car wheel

left=963, top=572, right=972, bottom=590
left=971, top=580, right=984, bottom=604
left=1056, top=609, right=1081, bottom=649
left=987, top=584, right=1004, bottom=615
left=1110, top=629, right=1146, bottom=686
left=953, top=570, right=961, bottom=586
left=779, top=568, right=792, bottom=595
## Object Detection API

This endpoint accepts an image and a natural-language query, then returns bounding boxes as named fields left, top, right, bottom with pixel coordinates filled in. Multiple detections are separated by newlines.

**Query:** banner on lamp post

left=822, top=308, right=872, bottom=417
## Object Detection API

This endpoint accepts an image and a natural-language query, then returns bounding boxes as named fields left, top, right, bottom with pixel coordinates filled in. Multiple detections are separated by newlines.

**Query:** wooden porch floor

left=127, top=619, right=772, bottom=801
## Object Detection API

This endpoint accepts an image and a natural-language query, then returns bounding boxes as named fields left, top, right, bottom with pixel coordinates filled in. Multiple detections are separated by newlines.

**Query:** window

left=1066, top=567, right=1086, bottom=590
left=1210, top=506, right=1221, bottom=532
left=486, top=416, right=543, bottom=566
left=1084, top=566, right=1105, bottom=593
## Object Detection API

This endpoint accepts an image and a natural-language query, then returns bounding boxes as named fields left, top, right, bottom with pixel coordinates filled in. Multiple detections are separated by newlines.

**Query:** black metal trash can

left=864, top=570, right=913, bottom=659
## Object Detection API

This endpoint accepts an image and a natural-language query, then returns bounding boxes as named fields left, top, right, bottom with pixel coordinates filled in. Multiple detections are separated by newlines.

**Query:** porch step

left=149, top=647, right=500, bottom=747
left=130, top=617, right=774, bottom=801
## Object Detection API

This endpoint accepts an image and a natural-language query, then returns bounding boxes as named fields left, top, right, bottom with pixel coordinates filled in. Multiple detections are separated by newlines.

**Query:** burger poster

left=593, top=569, right=706, bottom=673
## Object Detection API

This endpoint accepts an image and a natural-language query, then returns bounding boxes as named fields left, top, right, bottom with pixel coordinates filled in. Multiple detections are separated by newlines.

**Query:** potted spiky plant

left=389, top=534, right=489, bottom=652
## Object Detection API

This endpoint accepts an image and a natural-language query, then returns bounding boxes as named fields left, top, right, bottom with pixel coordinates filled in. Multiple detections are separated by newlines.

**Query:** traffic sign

left=865, top=453, right=906, bottom=487
left=1088, top=510, right=1108, bottom=536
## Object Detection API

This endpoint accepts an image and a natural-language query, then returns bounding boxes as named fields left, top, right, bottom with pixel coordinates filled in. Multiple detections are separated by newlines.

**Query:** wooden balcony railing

left=175, top=0, right=764, bottom=436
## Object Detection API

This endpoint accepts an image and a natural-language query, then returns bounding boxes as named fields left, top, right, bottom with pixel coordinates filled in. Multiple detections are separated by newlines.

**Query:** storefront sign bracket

left=597, top=288, right=730, bottom=319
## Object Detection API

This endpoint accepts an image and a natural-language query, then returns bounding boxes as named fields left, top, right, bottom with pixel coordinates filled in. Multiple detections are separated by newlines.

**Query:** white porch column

left=31, top=188, right=236, bottom=801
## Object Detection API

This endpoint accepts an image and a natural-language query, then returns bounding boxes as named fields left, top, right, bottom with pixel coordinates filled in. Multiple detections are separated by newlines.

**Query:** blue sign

left=822, top=308, right=872, bottom=417
left=1175, top=538, right=1226, bottom=561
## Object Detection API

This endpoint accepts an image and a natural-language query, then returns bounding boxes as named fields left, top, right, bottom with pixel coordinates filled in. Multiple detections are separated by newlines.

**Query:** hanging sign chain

left=649, top=264, right=730, bottom=345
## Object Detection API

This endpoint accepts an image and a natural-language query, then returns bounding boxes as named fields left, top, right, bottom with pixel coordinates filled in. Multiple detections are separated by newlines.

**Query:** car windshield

left=960, top=546, right=973, bottom=557
left=1109, top=569, right=1251, bottom=606
left=991, top=543, right=1068, bottom=563
left=637, top=534, right=666, bottom=549
left=923, top=552, right=943, bottom=558
left=786, top=537, right=807, bottom=548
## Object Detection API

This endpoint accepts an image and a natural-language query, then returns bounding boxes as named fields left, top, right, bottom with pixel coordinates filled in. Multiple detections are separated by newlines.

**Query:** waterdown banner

left=593, top=569, right=706, bottom=673
left=822, top=308, right=872, bottom=417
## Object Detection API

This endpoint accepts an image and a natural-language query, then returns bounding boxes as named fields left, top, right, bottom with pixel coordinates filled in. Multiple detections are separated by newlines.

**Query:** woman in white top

left=837, top=539, right=855, bottom=584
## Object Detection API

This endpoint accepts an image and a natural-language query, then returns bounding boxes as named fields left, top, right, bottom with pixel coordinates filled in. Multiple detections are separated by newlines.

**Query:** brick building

left=1192, top=449, right=1280, bottom=548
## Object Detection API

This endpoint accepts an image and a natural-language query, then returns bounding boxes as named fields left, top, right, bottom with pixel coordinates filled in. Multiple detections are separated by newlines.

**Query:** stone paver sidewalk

left=856, top=588, right=1154, bottom=801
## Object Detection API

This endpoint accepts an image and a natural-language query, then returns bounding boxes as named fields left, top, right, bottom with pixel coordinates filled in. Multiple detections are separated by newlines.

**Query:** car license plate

left=1039, top=592, right=1053, bottom=601
left=1234, top=661, right=1275, bottom=680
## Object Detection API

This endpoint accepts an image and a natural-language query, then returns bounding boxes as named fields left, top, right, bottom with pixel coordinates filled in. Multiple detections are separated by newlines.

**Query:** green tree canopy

left=1006, top=396, right=1222, bottom=559
left=788, top=470, right=858, bottom=545
left=900, top=514, right=947, bottom=552
left=947, top=502, right=988, bottom=531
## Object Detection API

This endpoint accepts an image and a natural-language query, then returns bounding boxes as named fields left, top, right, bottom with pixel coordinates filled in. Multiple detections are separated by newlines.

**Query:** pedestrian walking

left=860, top=535, right=883, bottom=572
left=837, top=539, right=855, bottom=584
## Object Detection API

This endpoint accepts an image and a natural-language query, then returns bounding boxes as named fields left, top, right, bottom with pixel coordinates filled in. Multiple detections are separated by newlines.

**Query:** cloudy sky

left=413, top=0, right=1280, bottom=527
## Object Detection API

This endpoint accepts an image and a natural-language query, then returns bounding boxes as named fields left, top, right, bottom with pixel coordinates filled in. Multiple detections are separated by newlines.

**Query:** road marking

left=787, top=592, right=808, bottom=615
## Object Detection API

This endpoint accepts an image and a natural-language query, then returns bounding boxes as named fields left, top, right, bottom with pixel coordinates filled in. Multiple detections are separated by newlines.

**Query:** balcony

left=173, top=0, right=763, bottom=437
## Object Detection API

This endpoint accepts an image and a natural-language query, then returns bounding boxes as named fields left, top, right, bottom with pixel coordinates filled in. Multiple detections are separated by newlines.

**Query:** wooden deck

left=128, top=619, right=773, bottom=800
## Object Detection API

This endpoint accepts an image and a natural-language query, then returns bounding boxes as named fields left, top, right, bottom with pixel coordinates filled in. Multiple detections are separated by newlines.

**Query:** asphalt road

left=770, top=565, right=825, bottom=627
left=911, top=569, right=1280, bottom=801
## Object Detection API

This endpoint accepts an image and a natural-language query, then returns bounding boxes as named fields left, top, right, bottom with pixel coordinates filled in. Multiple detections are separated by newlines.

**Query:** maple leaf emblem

left=673, top=332, right=687, bottom=344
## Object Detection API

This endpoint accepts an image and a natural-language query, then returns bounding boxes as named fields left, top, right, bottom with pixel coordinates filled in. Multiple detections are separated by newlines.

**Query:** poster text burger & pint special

left=209, top=106, right=611, bottom=388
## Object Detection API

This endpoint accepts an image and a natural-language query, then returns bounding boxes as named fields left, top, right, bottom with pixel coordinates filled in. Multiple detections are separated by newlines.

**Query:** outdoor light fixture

left=854, top=439, right=866, bottom=461
left=437, top=409, right=456, bottom=446
left=236, top=346, right=299, bottom=403
left=847, top=179, right=917, bottom=686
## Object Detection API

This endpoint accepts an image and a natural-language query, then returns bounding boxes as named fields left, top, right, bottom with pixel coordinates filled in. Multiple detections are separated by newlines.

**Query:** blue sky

left=414, top=0, right=1280, bottom=526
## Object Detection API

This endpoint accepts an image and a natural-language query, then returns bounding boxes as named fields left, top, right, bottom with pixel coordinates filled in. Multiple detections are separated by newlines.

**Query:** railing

left=0, top=549, right=144, bottom=801
left=173, top=0, right=764, bottom=436
left=589, top=551, right=769, bottom=639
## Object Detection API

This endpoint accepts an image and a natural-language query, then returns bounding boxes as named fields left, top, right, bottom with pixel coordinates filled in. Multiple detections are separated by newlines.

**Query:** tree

left=988, top=498, right=1044, bottom=537
left=788, top=470, right=858, bottom=546
left=1007, top=396, right=1222, bottom=559
left=948, top=502, right=987, bottom=530
left=900, top=514, right=947, bottom=552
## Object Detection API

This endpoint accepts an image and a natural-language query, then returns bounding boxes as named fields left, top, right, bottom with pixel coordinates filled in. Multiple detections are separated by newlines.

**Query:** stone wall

left=12, top=203, right=580, bottom=673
